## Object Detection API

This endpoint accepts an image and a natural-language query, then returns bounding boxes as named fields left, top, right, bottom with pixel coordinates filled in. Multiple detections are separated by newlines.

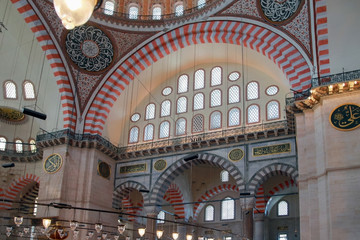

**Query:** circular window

left=131, top=113, right=140, bottom=122
left=162, top=87, right=172, bottom=96
left=266, top=86, right=279, bottom=96
left=229, top=72, right=240, bottom=81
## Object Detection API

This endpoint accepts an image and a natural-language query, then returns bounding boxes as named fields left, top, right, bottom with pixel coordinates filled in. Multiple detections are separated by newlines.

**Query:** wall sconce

left=53, top=0, right=103, bottom=30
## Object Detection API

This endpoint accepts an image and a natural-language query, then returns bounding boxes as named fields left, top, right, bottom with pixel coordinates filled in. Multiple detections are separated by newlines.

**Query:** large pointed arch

left=0, top=174, right=40, bottom=210
left=11, top=0, right=76, bottom=130
left=148, top=153, right=244, bottom=207
left=248, top=163, right=298, bottom=194
left=84, top=20, right=313, bottom=135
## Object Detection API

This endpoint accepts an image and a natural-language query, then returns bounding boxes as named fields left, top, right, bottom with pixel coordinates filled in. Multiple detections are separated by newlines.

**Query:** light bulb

left=43, top=218, right=52, bottom=229
left=70, top=220, right=78, bottom=231
left=172, top=232, right=179, bottom=240
left=53, top=0, right=98, bottom=29
left=156, top=230, right=163, bottom=238
left=138, top=228, right=146, bottom=237
left=14, top=216, right=23, bottom=227
left=118, top=224, right=126, bottom=234
left=95, top=223, right=103, bottom=233
left=186, top=234, right=192, bottom=240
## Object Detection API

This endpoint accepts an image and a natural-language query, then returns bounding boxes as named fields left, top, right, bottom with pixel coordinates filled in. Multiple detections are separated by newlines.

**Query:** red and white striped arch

left=85, top=21, right=313, bottom=135
left=0, top=174, right=40, bottom=209
left=193, top=184, right=239, bottom=222
left=163, top=183, right=185, bottom=219
left=254, top=179, right=296, bottom=214
left=11, top=0, right=76, bottom=131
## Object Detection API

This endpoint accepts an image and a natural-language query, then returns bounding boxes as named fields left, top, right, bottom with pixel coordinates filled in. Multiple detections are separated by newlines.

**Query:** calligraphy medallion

left=258, top=0, right=304, bottom=24
left=65, top=25, right=114, bottom=72
left=44, top=153, right=63, bottom=174
left=329, top=103, right=360, bottom=131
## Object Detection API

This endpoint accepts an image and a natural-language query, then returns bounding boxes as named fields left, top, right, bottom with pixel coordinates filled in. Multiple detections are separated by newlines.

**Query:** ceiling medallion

left=65, top=25, right=114, bottom=72
left=258, top=0, right=303, bottom=24
left=0, top=106, right=25, bottom=123
left=228, top=148, right=244, bottom=161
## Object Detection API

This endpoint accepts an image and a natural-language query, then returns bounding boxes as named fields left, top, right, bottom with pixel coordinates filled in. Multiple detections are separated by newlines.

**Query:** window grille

left=194, top=69, right=205, bottom=90
left=221, top=197, right=235, bottom=220
left=152, top=6, right=162, bottom=20
left=159, top=121, right=170, bottom=138
left=211, top=89, right=221, bottom=107
left=210, top=111, right=221, bottom=129
left=104, top=1, right=115, bottom=15
left=267, top=101, right=280, bottom=120
left=129, top=6, right=139, bottom=19
left=5, top=81, right=16, bottom=99
left=178, top=75, right=189, bottom=93
left=228, top=108, right=240, bottom=126
left=211, top=67, right=222, bottom=86
left=177, top=97, right=187, bottom=113
left=248, top=105, right=259, bottom=123
left=176, top=118, right=186, bottom=135
left=24, top=81, right=35, bottom=99
left=278, top=200, right=289, bottom=216
left=144, top=124, right=154, bottom=141
left=247, top=81, right=259, bottom=100
left=129, top=127, right=139, bottom=143
left=228, top=86, right=240, bottom=104
left=194, top=93, right=204, bottom=110
left=161, top=100, right=171, bottom=117
left=145, top=103, right=155, bottom=120
left=205, top=205, right=214, bottom=221
left=192, top=115, right=204, bottom=133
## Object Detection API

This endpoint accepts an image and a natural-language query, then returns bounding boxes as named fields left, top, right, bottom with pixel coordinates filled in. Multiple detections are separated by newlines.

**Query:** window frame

left=204, top=205, right=215, bottom=222
left=265, top=85, right=279, bottom=96
left=143, top=123, right=155, bottom=142
left=176, top=96, right=188, bottom=114
left=128, top=4, right=139, bottom=19
left=104, top=0, right=115, bottom=15
left=145, top=103, right=156, bottom=120
left=15, top=139, right=23, bottom=153
left=209, top=111, right=222, bottom=130
left=210, top=66, right=222, bottom=87
left=192, top=114, right=204, bottom=133
left=246, top=81, right=260, bottom=101
left=193, top=92, right=205, bottom=111
left=174, top=2, right=184, bottom=16
left=177, top=74, right=189, bottom=94
left=210, top=89, right=222, bottom=108
left=220, top=170, right=229, bottom=182
left=152, top=5, right=162, bottom=20
left=277, top=200, right=289, bottom=217
left=228, top=71, right=240, bottom=81
left=266, top=100, right=281, bottom=121
left=29, top=138, right=36, bottom=153
left=23, top=80, right=36, bottom=100
left=159, top=121, right=170, bottom=139
left=157, top=210, right=165, bottom=224
left=4, top=80, right=17, bottom=99
left=128, top=126, right=140, bottom=144
left=0, top=136, right=7, bottom=151
left=175, top=118, right=187, bottom=136
left=220, top=197, right=235, bottom=220
left=228, top=85, right=240, bottom=104
left=247, top=104, right=260, bottom=124
left=228, top=107, right=241, bottom=127
left=160, top=100, right=172, bottom=117
left=194, top=69, right=205, bottom=90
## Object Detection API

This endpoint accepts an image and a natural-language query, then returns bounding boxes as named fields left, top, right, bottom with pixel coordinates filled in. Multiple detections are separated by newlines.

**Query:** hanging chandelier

left=53, top=0, right=103, bottom=30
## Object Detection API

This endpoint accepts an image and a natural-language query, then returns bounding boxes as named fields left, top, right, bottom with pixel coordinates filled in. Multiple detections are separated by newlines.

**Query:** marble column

left=253, top=212, right=265, bottom=240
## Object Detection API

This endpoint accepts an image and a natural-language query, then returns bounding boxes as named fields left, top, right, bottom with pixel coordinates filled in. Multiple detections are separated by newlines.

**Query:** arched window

left=175, top=118, right=186, bottom=135
left=247, top=81, right=259, bottom=100
left=145, top=103, right=155, bottom=120
left=15, top=139, right=23, bottom=153
left=278, top=200, right=289, bottom=216
left=29, top=139, right=36, bottom=153
left=247, top=104, right=260, bottom=124
left=178, top=74, right=189, bottom=93
left=152, top=6, right=162, bottom=20
left=194, top=69, right=205, bottom=90
left=129, top=5, right=139, bottom=19
left=210, top=111, right=221, bottom=130
left=144, top=124, right=154, bottom=141
left=205, top=205, right=214, bottom=221
left=104, top=1, right=115, bottom=15
left=221, top=197, right=235, bottom=220
left=193, top=93, right=204, bottom=110
left=23, top=80, right=35, bottom=100
left=197, top=0, right=206, bottom=9
left=177, top=97, right=187, bottom=114
left=4, top=80, right=17, bottom=99
left=161, top=100, right=171, bottom=117
left=129, top=127, right=139, bottom=143
left=0, top=137, right=6, bottom=151
left=267, top=100, right=280, bottom=120
left=210, top=89, right=221, bottom=107
left=228, top=108, right=240, bottom=127
left=192, top=114, right=204, bottom=133
left=220, top=170, right=229, bottom=182
left=157, top=210, right=165, bottom=224
left=278, top=233, right=288, bottom=240
left=228, top=85, right=240, bottom=104
left=211, top=67, right=222, bottom=86
left=175, top=3, right=184, bottom=16
left=159, top=121, right=170, bottom=139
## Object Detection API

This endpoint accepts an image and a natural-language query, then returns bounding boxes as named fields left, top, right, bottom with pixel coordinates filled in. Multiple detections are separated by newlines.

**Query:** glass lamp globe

left=156, top=230, right=163, bottom=239
left=186, top=234, right=193, bottom=240
left=172, top=232, right=179, bottom=240
left=14, top=216, right=23, bottom=227
left=95, top=223, right=103, bottom=233
left=138, top=228, right=146, bottom=237
left=118, top=224, right=126, bottom=234
left=42, top=218, right=52, bottom=229
left=53, top=0, right=98, bottom=30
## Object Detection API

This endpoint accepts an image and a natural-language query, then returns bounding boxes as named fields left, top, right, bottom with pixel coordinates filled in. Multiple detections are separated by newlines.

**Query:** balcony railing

left=286, top=69, right=360, bottom=105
